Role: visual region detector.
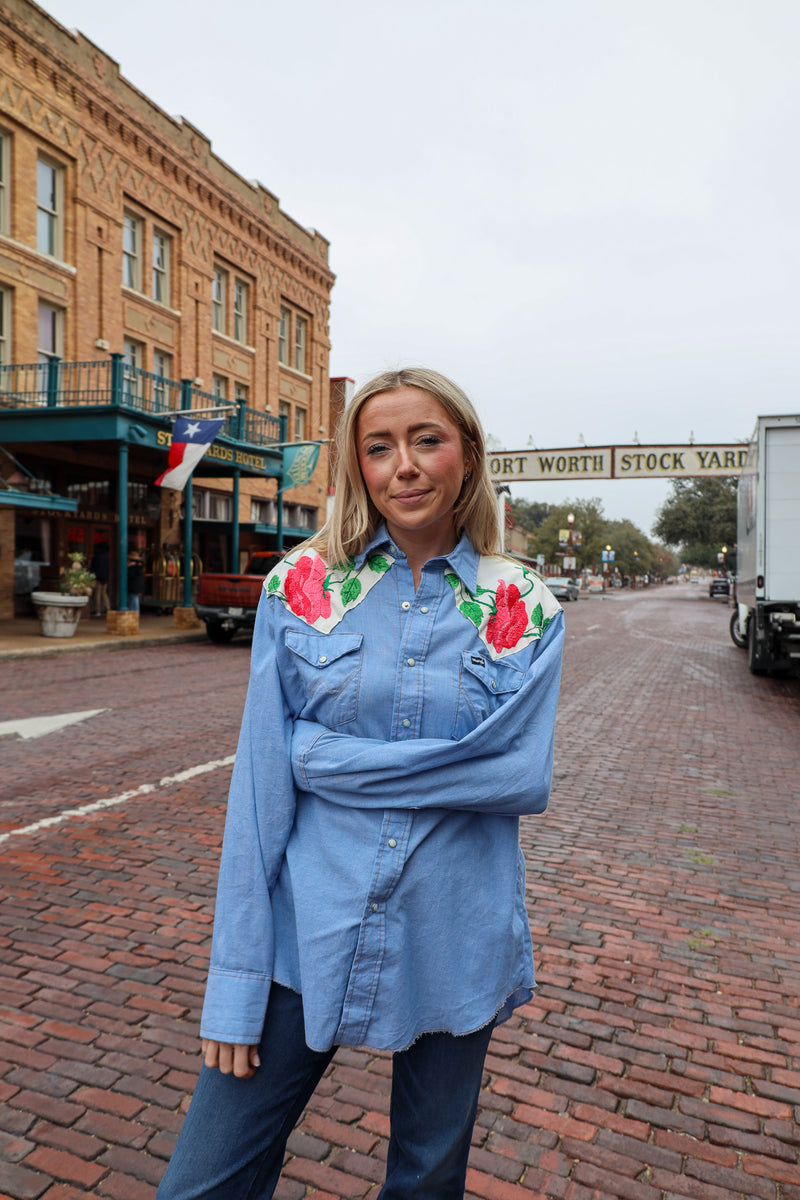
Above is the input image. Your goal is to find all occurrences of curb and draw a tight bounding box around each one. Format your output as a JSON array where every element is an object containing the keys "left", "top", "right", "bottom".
[{"left": 0, "top": 630, "right": 208, "bottom": 661}]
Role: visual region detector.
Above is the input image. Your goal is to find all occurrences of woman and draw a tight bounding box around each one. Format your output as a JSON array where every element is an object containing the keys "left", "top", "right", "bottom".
[{"left": 158, "top": 367, "right": 563, "bottom": 1200}]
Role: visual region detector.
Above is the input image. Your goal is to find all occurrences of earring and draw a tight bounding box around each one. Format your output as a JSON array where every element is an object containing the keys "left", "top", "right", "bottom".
[{"left": 463, "top": 471, "right": 471, "bottom": 482}]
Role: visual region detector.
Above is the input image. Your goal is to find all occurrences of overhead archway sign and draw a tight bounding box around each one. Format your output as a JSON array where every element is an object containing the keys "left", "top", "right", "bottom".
[{"left": 489, "top": 443, "right": 748, "bottom": 484}]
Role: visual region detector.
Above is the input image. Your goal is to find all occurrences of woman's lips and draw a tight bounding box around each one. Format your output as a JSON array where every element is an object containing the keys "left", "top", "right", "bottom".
[{"left": 393, "top": 490, "right": 430, "bottom": 504}]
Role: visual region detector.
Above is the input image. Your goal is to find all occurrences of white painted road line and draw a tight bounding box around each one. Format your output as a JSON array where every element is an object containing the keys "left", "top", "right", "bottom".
[
  {"left": 0, "top": 709, "right": 108, "bottom": 740},
  {"left": 0, "top": 755, "right": 236, "bottom": 845}
]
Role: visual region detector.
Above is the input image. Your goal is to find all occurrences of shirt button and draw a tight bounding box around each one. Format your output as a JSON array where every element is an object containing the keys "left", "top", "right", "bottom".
[
  {"left": 318, "top": 655, "right": 327, "bottom": 664},
  {"left": 491, "top": 680, "right": 497, "bottom": 689},
  {"left": 420, "top": 606, "right": 429, "bottom": 613},
  {"left": 371, "top": 903, "right": 379, "bottom": 912},
  {"left": 401, "top": 601, "right": 410, "bottom": 610},
  {"left": 401, "top": 718, "right": 411, "bottom": 727},
  {"left": 407, "top": 657, "right": 416, "bottom": 666},
  {"left": 388, "top": 838, "right": 397, "bottom": 848}
]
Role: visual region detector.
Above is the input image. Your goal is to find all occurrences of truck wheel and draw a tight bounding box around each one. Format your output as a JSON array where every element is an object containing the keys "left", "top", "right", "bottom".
[
  {"left": 207, "top": 621, "right": 235, "bottom": 644},
  {"left": 729, "top": 610, "right": 747, "bottom": 649}
]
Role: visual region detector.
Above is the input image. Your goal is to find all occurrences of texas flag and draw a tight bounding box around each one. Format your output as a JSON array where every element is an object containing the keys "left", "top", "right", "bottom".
[{"left": 155, "top": 416, "right": 225, "bottom": 491}]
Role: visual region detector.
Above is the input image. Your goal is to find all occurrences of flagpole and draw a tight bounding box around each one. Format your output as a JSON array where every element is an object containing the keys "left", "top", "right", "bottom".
[{"left": 163, "top": 406, "right": 236, "bottom": 420}]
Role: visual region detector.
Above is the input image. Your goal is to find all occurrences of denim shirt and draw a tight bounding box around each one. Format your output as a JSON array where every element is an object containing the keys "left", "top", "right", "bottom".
[{"left": 200, "top": 527, "right": 564, "bottom": 1052}]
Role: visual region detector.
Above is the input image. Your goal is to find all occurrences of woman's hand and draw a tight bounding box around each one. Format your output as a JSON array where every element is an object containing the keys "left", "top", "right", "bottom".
[{"left": 201, "top": 1038, "right": 261, "bottom": 1078}]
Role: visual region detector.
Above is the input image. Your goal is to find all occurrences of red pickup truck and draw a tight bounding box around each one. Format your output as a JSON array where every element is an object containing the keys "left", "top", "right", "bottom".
[{"left": 194, "top": 550, "right": 284, "bottom": 643}]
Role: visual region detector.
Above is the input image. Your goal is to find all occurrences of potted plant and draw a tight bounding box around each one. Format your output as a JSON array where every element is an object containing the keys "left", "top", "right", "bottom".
[{"left": 32, "top": 552, "right": 96, "bottom": 638}]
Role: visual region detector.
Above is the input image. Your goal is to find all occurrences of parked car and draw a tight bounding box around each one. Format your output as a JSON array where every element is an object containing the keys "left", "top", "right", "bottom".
[
  {"left": 709, "top": 576, "right": 731, "bottom": 599},
  {"left": 546, "top": 576, "right": 580, "bottom": 602}
]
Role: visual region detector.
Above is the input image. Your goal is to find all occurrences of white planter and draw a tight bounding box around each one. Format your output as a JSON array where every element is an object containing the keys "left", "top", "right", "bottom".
[{"left": 31, "top": 591, "right": 90, "bottom": 638}]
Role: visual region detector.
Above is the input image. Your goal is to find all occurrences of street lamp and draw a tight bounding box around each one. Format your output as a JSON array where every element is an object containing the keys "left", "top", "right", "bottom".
[
  {"left": 633, "top": 549, "right": 638, "bottom": 590},
  {"left": 567, "top": 512, "right": 574, "bottom": 579},
  {"left": 605, "top": 544, "right": 612, "bottom": 591}
]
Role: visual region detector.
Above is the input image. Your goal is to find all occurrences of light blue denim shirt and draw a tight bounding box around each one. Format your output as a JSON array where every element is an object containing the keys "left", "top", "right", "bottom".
[{"left": 200, "top": 527, "right": 564, "bottom": 1052}]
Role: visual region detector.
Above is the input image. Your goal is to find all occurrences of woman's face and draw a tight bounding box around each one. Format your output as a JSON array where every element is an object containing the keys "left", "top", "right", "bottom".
[{"left": 356, "top": 387, "right": 469, "bottom": 557}]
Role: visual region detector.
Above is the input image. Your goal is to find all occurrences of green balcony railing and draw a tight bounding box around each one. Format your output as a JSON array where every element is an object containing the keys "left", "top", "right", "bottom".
[{"left": 0, "top": 355, "right": 284, "bottom": 448}]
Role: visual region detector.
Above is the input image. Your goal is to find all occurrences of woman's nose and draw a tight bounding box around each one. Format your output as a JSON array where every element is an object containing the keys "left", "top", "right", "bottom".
[{"left": 395, "top": 446, "right": 419, "bottom": 475}]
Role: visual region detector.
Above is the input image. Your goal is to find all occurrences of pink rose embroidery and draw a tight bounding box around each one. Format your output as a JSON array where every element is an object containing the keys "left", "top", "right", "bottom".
[
  {"left": 486, "top": 580, "right": 528, "bottom": 652},
  {"left": 284, "top": 555, "right": 331, "bottom": 623}
]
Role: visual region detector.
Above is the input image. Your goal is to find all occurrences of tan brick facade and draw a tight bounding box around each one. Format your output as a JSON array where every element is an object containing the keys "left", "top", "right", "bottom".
[{"left": 0, "top": 0, "right": 335, "bottom": 605}]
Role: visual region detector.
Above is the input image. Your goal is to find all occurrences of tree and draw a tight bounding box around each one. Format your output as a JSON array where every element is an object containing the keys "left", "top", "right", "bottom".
[
  {"left": 507, "top": 499, "right": 550, "bottom": 532},
  {"left": 652, "top": 478, "right": 737, "bottom": 565},
  {"left": 534, "top": 499, "right": 607, "bottom": 571}
]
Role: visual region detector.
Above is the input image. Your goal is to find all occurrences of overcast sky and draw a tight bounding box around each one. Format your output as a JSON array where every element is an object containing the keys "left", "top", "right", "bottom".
[{"left": 41, "top": 0, "right": 800, "bottom": 534}]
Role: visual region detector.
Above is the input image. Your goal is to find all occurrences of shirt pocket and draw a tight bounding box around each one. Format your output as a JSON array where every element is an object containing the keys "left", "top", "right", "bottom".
[
  {"left": 285, "top": 631, "right": 363, "bottom": 727},
  {"left": 452, "top": 650, "right": 525, "bottom": 739}
]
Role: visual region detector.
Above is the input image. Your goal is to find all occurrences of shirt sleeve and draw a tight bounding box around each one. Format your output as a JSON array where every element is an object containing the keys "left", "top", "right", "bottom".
[
  {"left": 292, "top": 612, "right": 563, "bottom": 817},
  {"left": 200, "top": 592, "right": 296, "bottom": 1044}
]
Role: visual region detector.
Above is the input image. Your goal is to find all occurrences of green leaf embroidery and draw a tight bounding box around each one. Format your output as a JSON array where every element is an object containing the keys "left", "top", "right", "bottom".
[
  {"left": 475, "top": 584, "right": 494, "bottom": 596},
  {"left": 531, "top": 601, "right": 543, "bottom": 627},
  {"left": 444, "top": 573, "right": 459, "bottom": 590},
  {"left": 368, "top": 555, "right": 391, "bottom": 574},
  {"left": 341, "top": 578, "right": 362, "bottom": 606},
  {"left": 459, "top": 601, "right": 483, "bottom": 628},
  {"left": 267, "top": 575, "right": 280, "bottom": 593}
]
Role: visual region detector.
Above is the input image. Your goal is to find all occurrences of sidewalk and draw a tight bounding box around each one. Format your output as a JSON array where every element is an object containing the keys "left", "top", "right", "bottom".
[{"left": 0, "top": 611, "right": 207, "bottom": 659}]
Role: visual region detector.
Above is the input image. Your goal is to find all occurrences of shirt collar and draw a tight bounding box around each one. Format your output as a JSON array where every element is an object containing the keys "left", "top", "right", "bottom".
[{"left": 354, "top": 525, "right": 480, "bottom": 593}]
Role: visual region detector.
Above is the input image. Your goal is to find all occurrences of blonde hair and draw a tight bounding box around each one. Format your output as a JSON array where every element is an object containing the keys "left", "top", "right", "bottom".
[{"left": 306, "top": 367, "right": 501, "bottom": 565}]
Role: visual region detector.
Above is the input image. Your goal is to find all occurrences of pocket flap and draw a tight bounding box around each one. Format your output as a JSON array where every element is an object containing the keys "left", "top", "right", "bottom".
[
  {"left": 286, "top": 631, "right": 363, "bottom": 668},
  {"left": 460, "top": 650, "right": 524, "bottom": 695}
]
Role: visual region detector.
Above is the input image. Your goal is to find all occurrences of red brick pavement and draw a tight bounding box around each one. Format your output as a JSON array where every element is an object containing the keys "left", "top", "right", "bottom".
[{"left": 1, "top": 586, "right": 799, "bottom": 1199}]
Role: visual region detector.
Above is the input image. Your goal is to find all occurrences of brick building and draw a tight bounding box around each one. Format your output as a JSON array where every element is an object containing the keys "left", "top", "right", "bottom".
[{"left": 0, "top": 0, "right": 335, "bottom": 619}]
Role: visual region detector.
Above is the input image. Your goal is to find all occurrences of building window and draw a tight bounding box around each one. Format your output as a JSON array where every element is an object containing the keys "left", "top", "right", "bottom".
[
  {"left": 37, "top": 303, "right": 62, "bottom": 363},
  {"left": 152, "top": 230, "right": 170, "bottom": 304},
  {"left": 278, "top": 301, "right": 311, "bottom": 374},
  {"left": 122, "top": 338, "right": 143, "bottom": 398},
  {"left": 212, "top": 374, "right": 227, "bottom": 401},
  {"left": 279, "top": 399, "right": 291, "bottom": 436},
  {"left": 278, "top": 307, "right": 290, "bottom": 365},
  {"left": 0, "top": 289, "right": 9, "bottom": 365},
  {"left": 234, "top": 382, "right": 248, "bottom": 403},
  {"left": 212, "top": 267, "right": 227, "bottom": 333},
  {"left": 294, "top": 316, "right": 307, "bottom": 373},
  {"left": 294, "top": 406, "right": 306, "bottom": 441},
  {"left": 123, "top": 211, "right": 142, "bottom": 290},
  {"left": 0, "top": 132, "right": 9, "bottom": 235},
  {"left": 37, "top": 157, "right": 63, "bottom": 258},
  {"left": 123, "top": 338, "right": 142, "bottom": 370},
  {"left": 153, "top": 351, "right": 173, "bottom": 407},
  {"left": 250, "top": 498, "right": 278, "bottom": 525},
  {"left": 233, "top": 279, "right": 248, "bottom": 343},
  {"left": 192, "top": 488, "right": 233, "bottom": 521}
]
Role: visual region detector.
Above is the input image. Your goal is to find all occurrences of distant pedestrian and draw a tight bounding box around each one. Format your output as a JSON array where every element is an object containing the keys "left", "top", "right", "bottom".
[
  {"left": 157, "top": 367, "right": 564, "bottom": 1200},
  {"left": 90, "top": 541, "right": 110, "bottom": 617},
  {"left": 127, "top": 552, "right": 144, "bottom": 613}
]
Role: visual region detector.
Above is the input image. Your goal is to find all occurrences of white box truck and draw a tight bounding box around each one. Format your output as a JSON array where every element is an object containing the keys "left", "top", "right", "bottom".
[{"left": 733, "top": 414, "right": 800, "bottom": 673}]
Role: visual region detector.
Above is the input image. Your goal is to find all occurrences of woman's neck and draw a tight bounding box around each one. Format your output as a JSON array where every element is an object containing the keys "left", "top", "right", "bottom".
[{"left": 387, "top": 524, "right": 459, "bottom": 590}]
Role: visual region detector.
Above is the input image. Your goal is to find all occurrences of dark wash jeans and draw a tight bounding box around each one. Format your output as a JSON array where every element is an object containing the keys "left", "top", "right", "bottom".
[{"left": 157, "top": 984, "right": 494, "bottom": 1200}]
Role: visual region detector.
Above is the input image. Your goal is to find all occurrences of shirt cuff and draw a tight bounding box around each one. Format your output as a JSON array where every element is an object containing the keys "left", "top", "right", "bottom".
[
  {"left": 200, "top": 968, "right": 273, "bottom": 1044},
  {"left": 291, "top": 718, "right": 332, "bottom": 791}
]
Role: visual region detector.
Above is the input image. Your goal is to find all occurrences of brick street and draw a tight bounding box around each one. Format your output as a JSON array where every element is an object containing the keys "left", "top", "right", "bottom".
[{"left": 1, "top": 586, "right": 799, "bottom": 1200}]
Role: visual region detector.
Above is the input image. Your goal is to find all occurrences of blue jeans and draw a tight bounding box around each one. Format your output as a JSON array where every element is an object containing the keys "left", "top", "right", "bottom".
[
  {"left": 128, "top": 594, "right": 140, "bottom": 612},
  {"left": 157, "top": 984, "right": 493, "bottom": 1200}
]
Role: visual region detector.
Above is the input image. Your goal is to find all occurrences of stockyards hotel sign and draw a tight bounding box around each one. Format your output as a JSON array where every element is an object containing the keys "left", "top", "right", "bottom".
[{"left": 489, "top": 444, "right": 748, "bottom": 484}]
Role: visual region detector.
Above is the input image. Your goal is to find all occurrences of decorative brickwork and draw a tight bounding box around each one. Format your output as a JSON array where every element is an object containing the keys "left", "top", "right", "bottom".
[
  {"left": 105, "top": 609, "right": 139, "bottom": 636},
  {"left": 173, "top": 606, "right": 203, "bottom": 631}
]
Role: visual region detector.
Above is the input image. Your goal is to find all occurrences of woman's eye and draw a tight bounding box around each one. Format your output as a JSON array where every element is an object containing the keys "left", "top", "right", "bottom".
[
  {"left": 418, "top": 434, "right": 442, "bottom": 447},
  {"left": 365, "top": 443, "right": 388, "bottom": 456}
]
